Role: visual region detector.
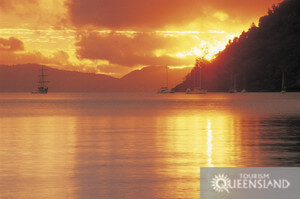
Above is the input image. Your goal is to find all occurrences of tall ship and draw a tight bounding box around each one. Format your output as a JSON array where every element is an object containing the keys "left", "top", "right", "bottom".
[{"left": 32, "top": 66, "right": 49, "bottom": 94}]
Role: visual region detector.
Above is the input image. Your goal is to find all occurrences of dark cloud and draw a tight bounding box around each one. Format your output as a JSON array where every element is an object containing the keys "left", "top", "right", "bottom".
[
  {"left": 0, "top": 37, "right": 24, "bottom": 51},
  {"left": 67, "top": 0, "right": 278, "bottom": 30},
  {"left": 67, "top": 0, "right": 203, "bottom": 29},
  {"left": 75, "top": 32, "right": 195, "bottom": 67}
]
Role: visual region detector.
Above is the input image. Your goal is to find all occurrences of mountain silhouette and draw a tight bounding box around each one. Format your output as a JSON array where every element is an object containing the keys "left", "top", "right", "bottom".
[
  {"left": 174, "top": 0, "right": 300, "bottom": 92},
  {"left": 0, "top": 64, "right": 191, "bottom": 92}
]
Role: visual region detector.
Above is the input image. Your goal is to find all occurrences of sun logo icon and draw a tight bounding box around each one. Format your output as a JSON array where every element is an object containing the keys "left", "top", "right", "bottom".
[{"left": 211, "top": 174, "right": 231, "bottom": 193}]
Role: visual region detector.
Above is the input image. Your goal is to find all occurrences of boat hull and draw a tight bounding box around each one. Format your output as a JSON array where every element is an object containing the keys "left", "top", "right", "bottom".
[
  {"left": 186, "top": 88, "right": 207, "bottom": 94},
  {"left": 32, "top": 87, "right": 48, "bottom": 94},
  {"left": 228, "top": 89, "right": 237, "bottom": 93},
  {"left": 158, "top": 89, "right": 174, "bottom": 94},
  {"left": 157, "top": 86, "right": 174, "bottom": 94}
]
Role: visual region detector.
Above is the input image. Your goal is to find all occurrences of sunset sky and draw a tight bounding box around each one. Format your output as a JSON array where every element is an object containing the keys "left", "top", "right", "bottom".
[{"left": 0, "top": 0, "right": 280, "bottom": 77}]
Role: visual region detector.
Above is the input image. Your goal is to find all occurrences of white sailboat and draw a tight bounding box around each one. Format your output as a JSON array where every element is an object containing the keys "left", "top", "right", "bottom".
[
  {"left": 186, "top": 58, "right": 207, "bottom": 94},
  {"left": 32, "top": 66, "right": 49, "bottom": 94},
  {"left": 186, "top": 87, "right": 207, "bottom": 94},
  {"left": 228, "top": 74, "right": 237, "bottom": 93},
  {"left": 157, "top": 66, "right": 174, "bottom": 93},
  {"left": 241, "top": 76, "right": 247, "bottom": 93},
  {"left": 241, "top": 89, "right": 247, "bottom": 93}
]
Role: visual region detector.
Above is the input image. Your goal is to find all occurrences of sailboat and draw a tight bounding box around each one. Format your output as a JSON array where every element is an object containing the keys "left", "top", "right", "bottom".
[
  {"left": 281, "top": 71, "right": 286, "bottom": 93},
  {"left": 241, "top": 89, "right": 247, "bottom": 93},
  {"left": 186, "top": 58, "right": 207, "bottom": 94},
  {"left": 157, "top": 66, "right": 174, "bottom": 93},
  {"left": 241, "top": 77, "right": 247, "bottom": 93},
  {"left": 32, "top": 66, "right": 49, "bottom": 94},
  {"left": 228, "top": 74, "right": 237, "bottom": 93}
]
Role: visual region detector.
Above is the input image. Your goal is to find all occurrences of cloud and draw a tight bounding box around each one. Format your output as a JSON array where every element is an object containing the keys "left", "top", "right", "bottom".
[
  {"left": 0, "top": 37, "right": 24, "bottom": 51},
  {"left": 75, "top": 31, "right": 201, "bottom": 67},
  {"left": 0, "top": 0, "right": 68, "bottom": 29},
  {"left": 67, "top": 0, "right": 203, "bottom": 30},
  {"left": 213, "top": 11, "right": 229, "bottom": 21},
  {"left": 0, "top": 37, "right": 70, "bottom": 66},
  {"left": 0, "top": 0, "right": 279, "bottom": 77},
  {"left": 0, "top": 0, "right": 37, "bottom": 11},
  {"left": 0, "top": 50, "right": 70, "bottom": 66},
  {"left": 67, "top": 0, "right": 278, "bottom": 30},
  {"left": 53, "top": 50, "right": 70, "bottom": 64}
]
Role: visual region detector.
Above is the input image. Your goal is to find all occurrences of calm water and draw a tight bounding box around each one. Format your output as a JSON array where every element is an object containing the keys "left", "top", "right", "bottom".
[{"left": 0, "top": 92, "right": 300, "bottom": 199}]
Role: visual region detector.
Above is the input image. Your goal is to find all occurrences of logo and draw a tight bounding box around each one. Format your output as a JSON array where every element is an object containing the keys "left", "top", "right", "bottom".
[
  {"left": 211, "top": 174, "right": 231, "bottom": 193},
  {"left": 210, "top": 172, "right": 290, "bottom": 194},
  {"left": 201, "top": 167, "right": 300, "bottom": 199}
]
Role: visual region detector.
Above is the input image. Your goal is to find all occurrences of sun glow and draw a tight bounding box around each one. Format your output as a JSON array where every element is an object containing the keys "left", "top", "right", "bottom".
[
  {"left": 175, "top": 46, "right": 219, "bottom": 61},
  {"left": 174, "top": 32, "right": 238, "bottom": 61},
  {"left": 0, "top": 0, "right": 277, "bottom": 76}
]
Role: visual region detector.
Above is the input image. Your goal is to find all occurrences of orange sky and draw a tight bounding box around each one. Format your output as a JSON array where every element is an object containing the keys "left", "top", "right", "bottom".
[{"left": 0, "top": 0, "right": 281, "bottom": 77}]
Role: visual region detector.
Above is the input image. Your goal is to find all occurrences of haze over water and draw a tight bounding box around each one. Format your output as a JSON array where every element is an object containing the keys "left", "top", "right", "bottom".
[{"left": 0, "top": 92, "right": 300, "bottom": 199}]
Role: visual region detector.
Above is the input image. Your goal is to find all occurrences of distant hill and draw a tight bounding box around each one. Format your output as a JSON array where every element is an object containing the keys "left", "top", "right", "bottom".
[
  {"left": 119, "top": 66, "right": 191, "bottom": 92},
  {"left": 0, "top": 64, "right": 191, "bottom": 92},
  {"left": 0, "top": 64, "right": 117, "bottom": 92},
  {"left": 174, "top": 0, "right": 300, "bottom": 92}
]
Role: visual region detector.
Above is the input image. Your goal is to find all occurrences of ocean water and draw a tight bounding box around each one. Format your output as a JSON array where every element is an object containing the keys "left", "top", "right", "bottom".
[{"left": 0, "top": 92, "right": 300, "bottom": 199}]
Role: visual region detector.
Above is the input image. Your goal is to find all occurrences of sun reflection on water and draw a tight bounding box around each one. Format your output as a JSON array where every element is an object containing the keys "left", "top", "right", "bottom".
[
  {"left": 207, "top": 120, "right": 213, "bottom": 167},
  {"left": 1, "top": 93, "right": 299, "bottom": 199}
]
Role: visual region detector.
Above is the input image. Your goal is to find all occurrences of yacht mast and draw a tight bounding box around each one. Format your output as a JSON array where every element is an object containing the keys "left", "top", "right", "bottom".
[
  {"left": 166, "top": 66, "right": 168, "bottom": 89},
  {"left": 38, "top": 66, "right": 48, "bottom": 88},
  {"left": 199, "top": 64, "right": 202, "bottom": 89},
  {"left": 282, "top": 71, "right": 285, "bottom": 90},
  {"left": 41, "top": 66, "right": 45, "bottom": 87}
]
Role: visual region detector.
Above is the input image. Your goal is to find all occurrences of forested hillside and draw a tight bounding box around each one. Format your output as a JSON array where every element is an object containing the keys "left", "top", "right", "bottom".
[{"left": 174, "top": 0, "right": 300, "bottom": 92}]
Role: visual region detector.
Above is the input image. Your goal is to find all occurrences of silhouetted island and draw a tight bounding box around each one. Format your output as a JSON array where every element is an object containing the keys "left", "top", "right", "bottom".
[
  {"left": 0, "top": 64, "right": 191, "bottom": 92},
  {"left": 173, "top": 0, "right": 300, "bottom": 92}
]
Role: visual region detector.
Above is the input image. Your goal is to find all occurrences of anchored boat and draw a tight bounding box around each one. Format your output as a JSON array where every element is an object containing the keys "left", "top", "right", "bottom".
[
  {"left": 228, "top": 74, "right": 237, "bottom": 93},
  {"left": 186, "top": 58, "right": 207, "bottom": 94},
  {"left": 158, "top": 66, "right": 174, "bottom": 93},
  {"left": 32, "top": 66, "right": 49, "bottom": 94},
  {"left": 281, "top": 71, "right": 286, "bottom": 93}
]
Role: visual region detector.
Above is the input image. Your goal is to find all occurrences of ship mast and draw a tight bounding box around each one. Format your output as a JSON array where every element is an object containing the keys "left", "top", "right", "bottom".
[
  {"left": 199, "top": 63, "right": 202, "bottom": 90},
  {"left": 41, "top": 66, "right": 44, "bottom": 87},
  {"left": 282, "top": 71, "right": 285, "bottom": 90},
  {"left": 196, "top": 57, "right": 202, "bottom": 89},
  {"left": 38, "top": 66, "right": 48, "bottom": 88},
  {"left": 166, "top": 66, "right": 168, "bottom": 89}
]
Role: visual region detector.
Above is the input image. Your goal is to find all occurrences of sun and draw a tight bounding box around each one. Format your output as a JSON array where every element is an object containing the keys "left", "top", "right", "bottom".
[{"left": 174, "top": 43, "right": 225, "bottom": 61}]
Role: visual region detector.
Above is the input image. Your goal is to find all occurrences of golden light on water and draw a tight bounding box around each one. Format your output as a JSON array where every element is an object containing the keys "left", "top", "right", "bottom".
[
  {"left": 207, "top": 120, "right": 213, "bottom": 167},
  {"left": 0, "top": 98, "right": 247, "bottom": 198},
  {"left": 0, "top": 116, "right": 77, "bottom": 198},
  {"left": 1, "top": 92, "right": 299, "bottom": 199}
]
